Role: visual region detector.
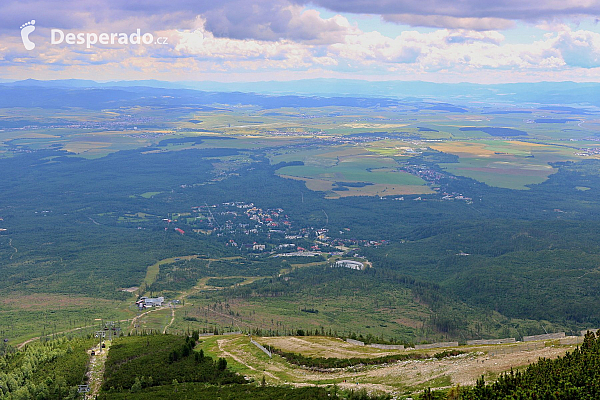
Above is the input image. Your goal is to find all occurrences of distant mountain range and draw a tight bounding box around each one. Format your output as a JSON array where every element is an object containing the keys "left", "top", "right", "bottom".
[{"left": 3, "top": 78, "right": 600, "bottom": 107}]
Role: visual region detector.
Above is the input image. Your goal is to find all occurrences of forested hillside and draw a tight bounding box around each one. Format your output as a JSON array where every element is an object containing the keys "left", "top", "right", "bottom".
[{"left": 0, "top": 337, "right": 94, "bottom": 400}]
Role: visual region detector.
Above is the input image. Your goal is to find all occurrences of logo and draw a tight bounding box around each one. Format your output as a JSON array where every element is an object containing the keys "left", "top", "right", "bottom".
[
  {"left": 20, "top": 20, "right": 36, "bottom": 50},
  {"left": 18, "top": 20, "right": 168, "bottom": 50},
  {"left": 51, "top": 29, "right": 167, "bottom": 49}
]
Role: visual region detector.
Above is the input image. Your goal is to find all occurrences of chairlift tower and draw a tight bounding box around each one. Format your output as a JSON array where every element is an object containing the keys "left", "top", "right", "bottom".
[
  {"left": 103, "top": 320, "right": 121, "bottom": 340},
  {"left": 77, "top": 384, "right": 90, "bottom": 400},
  {"left": 94, "top": 331, "right": 106, "bottom": 352}
]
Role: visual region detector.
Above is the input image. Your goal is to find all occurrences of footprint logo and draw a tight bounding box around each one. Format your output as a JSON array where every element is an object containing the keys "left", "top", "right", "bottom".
[{"left": 20, "top": 20, "right": 36, "bottom": 51}]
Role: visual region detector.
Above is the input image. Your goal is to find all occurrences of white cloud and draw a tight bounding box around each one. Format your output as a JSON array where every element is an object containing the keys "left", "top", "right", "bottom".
[
  {"left": 203, "top": 2, "right": 358, "bottom": 43},
  {"left": 328, "top": 29, "right": 514, "bottom": 70},
  {"left": 383, "top": 14, "right": 515, "bottom": 31},
  {"left": 325, "top": 25, "right": 600, "bottom": 72},
  {"left": 307, "top": 0, "right": 600, "bottom": 27},
  {"left": 173, "top": 21, "right": 339, "bottom": 70},
  {"left": 2, "top": 10, "right": 600, "bottom": 83},
  {"left": 553, "top": 28, "right": 600, "bottom": 68},
  {"left": 328, "top": 31, "right": 422, "bottom": 64}
]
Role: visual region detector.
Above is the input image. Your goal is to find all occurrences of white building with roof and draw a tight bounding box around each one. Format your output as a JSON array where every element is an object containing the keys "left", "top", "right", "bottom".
[{"left": 333, "top": 260, "right": 364, "bottom": 270}]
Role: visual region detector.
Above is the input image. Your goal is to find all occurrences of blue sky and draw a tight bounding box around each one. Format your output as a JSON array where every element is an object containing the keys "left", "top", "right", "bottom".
[{"left": 1, "top": 0, "right": 600, "bottom": 83}]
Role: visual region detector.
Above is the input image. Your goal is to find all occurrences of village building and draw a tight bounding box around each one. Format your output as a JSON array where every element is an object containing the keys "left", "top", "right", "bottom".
[
  {"left": 136, "top": 296, "right": 165, "bottom": 309},
  {"left": 333, "top": 260, "right": 364, "bottom": 270}
]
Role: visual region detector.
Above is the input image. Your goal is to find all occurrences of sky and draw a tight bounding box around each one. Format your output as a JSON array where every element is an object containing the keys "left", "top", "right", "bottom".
[{"left": 1, "top": 0, "right": 600, "bottom": 83}]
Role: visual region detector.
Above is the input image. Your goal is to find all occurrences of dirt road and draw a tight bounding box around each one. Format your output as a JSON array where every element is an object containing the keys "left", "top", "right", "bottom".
[{"left": 215, "top": 335, "right": 579, "bottom": 395}]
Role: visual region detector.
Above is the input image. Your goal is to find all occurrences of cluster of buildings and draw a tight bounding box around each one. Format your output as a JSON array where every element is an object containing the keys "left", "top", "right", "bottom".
[
  {"left": 189, "top": 202, "right": 293, "bottom": 234},
  {"left": 401, "top": 164, "right": 446, "bottom": 184},
  {"left": 274, "top": 251, "right": 321, "bottom": 257},
  {"left": 135, "top": 296, "right": 164, "bottom": 310},
  {"left": 164, "top": 201, "right": 389, "bottom": 256},
  {"left": 328, "top": 237, "right": 389, "bottom": 248},
  {"left": 124, "top": 131, "right": 170, "bottom": 139},
  {"left": 188, "top": 202, "right": 297, "bottom": 251},
  {"left": 441, "top": 193, "right": 473, "bottom": 204},
  {"left": 575, "top": 147, "right": 600, "bottom": 157},
  {"left": 244, "top": 205, "right": 291, "bottom": 229},
  {"left": 263, "top": 130, "right": 322, "bottom": 136}
]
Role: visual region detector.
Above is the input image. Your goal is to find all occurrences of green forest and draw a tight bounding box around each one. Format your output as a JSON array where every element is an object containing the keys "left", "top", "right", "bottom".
[
  {"left": 0, "top": 337, "right": 94, "bottom": 400},
  {"left": 5, "top": 331, "right": 600, "bottom": 399},
  {"left": 2, "top": 99, "right": 600, "bottom": 398},
  {"left": 98, "top": 333, "right": 392, "bottom": 399},
  {"left": 2, "top": 144, "right": 600, "bottom": 341},
  {"left": 0, "top": 333, "right": 392, "bottom": 399}
]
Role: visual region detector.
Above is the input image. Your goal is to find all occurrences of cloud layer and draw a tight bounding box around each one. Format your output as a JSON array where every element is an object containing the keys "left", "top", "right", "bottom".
[
  {"left": 2, "top": 0, "right": 600, "bottom": 35},
  {"left": 302, "top": 0, "right": 600, "bottom": 21},
  {"left": 1, "top": 0, "right": 600, "bottom": 82}
]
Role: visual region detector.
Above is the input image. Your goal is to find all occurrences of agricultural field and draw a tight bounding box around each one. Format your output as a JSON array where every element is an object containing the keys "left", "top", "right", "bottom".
[
  {"left": 2, "top": 92, "right": 599, "bottom": 193},
  {"left": 2, "top": 83, "right": 600, "bottom": 353},
  {"left": 0, "top": 106, "right": 189, "bottom": 158},
  {"left": 428, "top": 140, "right": 588, "bottom": 189},
  {"left": 273, "top": 146, "right": 432, "bottom": 197}
]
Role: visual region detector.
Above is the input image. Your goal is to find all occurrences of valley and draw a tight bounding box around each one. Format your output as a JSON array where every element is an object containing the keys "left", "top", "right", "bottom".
[{"left": 2, "top": 82, "right": 600, "bottom": 399}]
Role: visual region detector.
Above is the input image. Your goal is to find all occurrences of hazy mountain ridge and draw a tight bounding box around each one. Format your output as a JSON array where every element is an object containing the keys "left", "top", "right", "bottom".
[{"left": 4, "top": 79, "right": 600, "bottom": 107}]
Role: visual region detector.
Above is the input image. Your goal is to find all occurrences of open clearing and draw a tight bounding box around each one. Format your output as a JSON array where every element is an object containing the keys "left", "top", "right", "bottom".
[
  {"left": 142, "top": 254, "right": 201, "bottom": 292},
  {"left": 259, "top": 336, "right": 402, "bottom": 358},
  {"left": 280, "top": 175, "right": 433, "bottom": 198},
  {"left": 0, "top": 293, "right": 115, "bottom": 311},
  {"left": 273, "top": 146, "right": 430, "bottom": 196},
  {"left": 429, "top": 140, "right": 584, "bottom": 189},
  {"left": 202, "top": 334, "right": 583, "bottom": 397}
]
